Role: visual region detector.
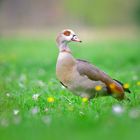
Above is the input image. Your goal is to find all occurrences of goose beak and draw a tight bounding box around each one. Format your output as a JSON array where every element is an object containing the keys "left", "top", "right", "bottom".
[{"left": 71, "top": 35, "right": 82, "bottom": 42}]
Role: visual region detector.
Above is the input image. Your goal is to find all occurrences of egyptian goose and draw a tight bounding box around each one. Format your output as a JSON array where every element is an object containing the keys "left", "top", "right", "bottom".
[{"left": 56, "top": 29, "right": 130, "bottom": 100}]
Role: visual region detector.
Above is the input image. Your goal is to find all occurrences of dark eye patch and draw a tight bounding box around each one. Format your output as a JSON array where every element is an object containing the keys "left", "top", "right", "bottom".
[{"left": 63, "top": 30, "right": 71, "bottom": 36}]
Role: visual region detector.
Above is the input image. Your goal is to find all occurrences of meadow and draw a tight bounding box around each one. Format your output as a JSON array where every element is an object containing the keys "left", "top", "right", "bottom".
[{"left": 0, "top": 37, "right": 140, "bottom": 140}]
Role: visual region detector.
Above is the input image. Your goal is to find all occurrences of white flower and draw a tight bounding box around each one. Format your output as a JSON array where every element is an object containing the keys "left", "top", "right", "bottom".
[
  {"left": 61, "top": 85, "right": 65, "bottom": 89},
  {"left": 13, "top": 116, "right": 21, "bottom": 125},
  {"left": 129, "top": 108, "right": 140, "bottom": 119},
  {"left": 44, "top": 108, "right": 49, "bottom": 112},
  {"left": 19, "top": 74, "right": 27, "bottom": 82},
  {"left": 6, "top": 93, "right": 10, "bottom": 97},
  {"left": 79, "top": 111, "right": 84, "bottom": 116},
  {"left": 112, "top": 104, "right": 124, "bottom": 114},
  {"left": 0, "top": 118, "right": 9, "bottom": 127},
  {"left": 13, "top": 109, "right": 19, "bottom": 115},
  {"left": 37, "top": 80, "right": 45, "bottom": 87},
  {"left": 18, "top": 82, "right": 25, "bottom": 88},
  {"left": 18, "top": 74, "right": 27, "bottom": 88},
  {"left": 42, "top": 116, "right": 51, "bottom": 125},
  {"left": 32, "top": 94, "right": 40, "bottom": 101},
  {"left": 132, "top": 75, "right": 138, "bottom": 81},
  {"left": 31, "top": 107, "right": 40, "bottom": 115}
]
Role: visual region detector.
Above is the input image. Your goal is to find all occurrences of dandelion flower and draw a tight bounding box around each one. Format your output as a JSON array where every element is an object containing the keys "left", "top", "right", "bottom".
[
  {"left": 82, "top": 97, "right": 88, "bottom": 103},
  {"left": 47, "top": 97, "right": 55, "bottom": 103},
  {"left": 123, "top": 83, "right": 130, "bottom": 89},
  {"left": 95, "top": 85, "right": 102, "bottom": 91},
  {"left": 136, "top": 81, "right": 140, "bottom": 86}
]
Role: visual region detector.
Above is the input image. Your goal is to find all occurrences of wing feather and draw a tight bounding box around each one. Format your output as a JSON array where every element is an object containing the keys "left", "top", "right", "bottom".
[
  {"left": 76, "top": 59, "right": 124, "bottom": 95},
  {"left": 76, "top": 59, "right": 113, "bottom": 85}
]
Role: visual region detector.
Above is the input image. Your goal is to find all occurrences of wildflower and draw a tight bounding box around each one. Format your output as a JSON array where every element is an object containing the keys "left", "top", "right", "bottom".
[
  {"left": 37, "top": 80, "right": 45, "bottom": 87},
  {"left": 18, "top": 82, "right": 24, "bottom": 88},
  {"left": 82, "top": 97, "right": 88, "bottom": 103},
  {"left": 44, "top": 108, "right": 49, "bottom": 112},
  {"left": 129, "top": 108, "right": 140, "bottom": 119},
  {"left": 47, "top": 97, "right": 55, "bottom": 103},
  {"left": 32, "top": 94, "right": 40, "bottom": 101},
  {"left": 61, "top": 85, "right": 65, "bottom": 89},
  {"left": 123, "top": 83, "right": 130, "bottom": 89},
  {"left": 79, "top": 111, "right": 85, "bottom": 116},
  {"left": 13, "top": 109, "right": 19, "bottom": 115},
  {"left": 13, "top": 116, "right": 21, "bottom": 125},
  {"left": 6, "top": 93, "right": 10, "bottom": 97},
  {"left": 31, "top": 106, "right": 40, "bottom": 115},
  {"left": 19, "top": 74, "right": 27, "bottom": 82},
  {"left": 18, "top": 74, "right": 26, "bottom": 88},
  {"left": 132, "top": 75, "right": 138, "bottom": 81},
  {"left": 95, "top": 85, "right": 102, "bottom": 91},
  {"left": 42, "top": 116, "right": 51, "bottom": 125},
  {"left": 112, "top": 104, "right": 124, "bottom": 115},
  {"left": 136, "top": 81, "right": 140, "bottom": 86},
  {"left": 0, "top": 118, "right": 9, "bottom": 127}
]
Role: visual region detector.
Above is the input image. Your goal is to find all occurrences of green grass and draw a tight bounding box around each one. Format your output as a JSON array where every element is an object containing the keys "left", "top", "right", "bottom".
[{"left": 0, "top": 37, "right": 140, "bottom": 140}]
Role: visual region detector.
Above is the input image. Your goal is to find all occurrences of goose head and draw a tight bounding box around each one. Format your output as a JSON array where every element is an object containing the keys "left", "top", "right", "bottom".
[{"left": 56, "top": 29, "right": 82, "bottom": 46}]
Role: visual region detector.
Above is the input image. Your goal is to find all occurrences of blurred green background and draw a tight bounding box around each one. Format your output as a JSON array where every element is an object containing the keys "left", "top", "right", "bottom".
[
  {"left": 0, "top": 0, "right": 140, "bottom": 36},
  {"left": 0, "top": 0, "right": 140, "bottom": 28},
  {"left": 0, "top": 0, "right": 140, "bottom": 140}
]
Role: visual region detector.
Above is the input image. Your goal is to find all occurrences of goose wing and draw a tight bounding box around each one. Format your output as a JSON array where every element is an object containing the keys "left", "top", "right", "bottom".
[{"left": 76, "top": 59, "right": 125, "bottom": 96}]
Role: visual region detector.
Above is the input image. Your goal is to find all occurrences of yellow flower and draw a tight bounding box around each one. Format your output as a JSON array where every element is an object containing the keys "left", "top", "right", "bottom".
[
  {"left": 95, "top": 85, "right": 102, "bottom": 91},
  {"left": 136, "top": 81, "right": 140, "bottom": 86},
  {"left": 47, "top": 97, "right": 55, "bottom": 103},
  {"left": 82, "top": 97, "right": 88, "bottom": 103},
  {"left": 123, "top": 83, "right": 130, "bottom": 89}
]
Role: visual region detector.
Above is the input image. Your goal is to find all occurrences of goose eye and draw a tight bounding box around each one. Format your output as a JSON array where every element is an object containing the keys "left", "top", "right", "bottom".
[{"left": 63, "top": 30, "right": 71, "bottom": 36}]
